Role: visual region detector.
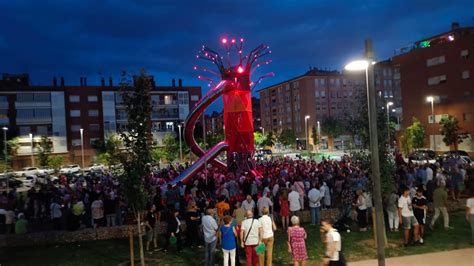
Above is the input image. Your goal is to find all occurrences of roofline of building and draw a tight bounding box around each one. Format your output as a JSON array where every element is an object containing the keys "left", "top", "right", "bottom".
[{"left": 256, "top": 69, "right": 342, "bottom": 92}]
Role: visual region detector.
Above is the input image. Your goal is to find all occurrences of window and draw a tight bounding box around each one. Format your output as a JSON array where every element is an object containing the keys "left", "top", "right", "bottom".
[
  {"left": 426, "top": 55, "right": 445, "bottom": 67},
  {"left": 71, "top": 125, "right": 81, "bottom": 132},
  {"left": 315, "top": 91, "right": 320, "bottom": 98},
  {"left": 164, "top": 95, "right": 173, "bottom": 104},
  {"left": 70, "top": 110, "right": 81, "bottom": 117},
  {"left": 178, "top": 92, "right": 189, "bottom": 104},
  {"left": 35, "top": 109, "right": 50, "bottom": 119},
  {"left": 462, "top": 70, "right": 470, "bottom": 79},
  {"left": 17, "top": 109, "right": 34, "bottom": 119},
  {"left": 71, "top": 139, "right": 81, "bottom": 146},
  {"left": 461, "top": 49, "right": 469, "bottom": 59},
  {"left": 19, "top": 126, "right": 30, "bottom": 136},
  {"left": 16, "top": 93, "right": 34, "bottom": 102},
  {"left": 320, "top": 79, "right": 325, "bottom": 85},
  {"left": 69, "top": 95, "right": 80, "bottom": 102},
  {"left": 321, "top": 91, "right": 326, "bottom": 98},
  {"left": 87, "top": 96, "right": 98, "bottom": 102},
  {"left": 37, "top": 126, "right": 48, "bottom": 135},
  {"left": 89, "top": 124, "right": 100, "bottom": 132},
  {"left": 0, "top": 96, "right": 7, "bottom": 104},
  {"left": 88, "top": 110, "right": 99, "bottom": 117},
  {"left": 285, "top": 85, "right": 290, "bottom": 91},
  {"left": 190, "top": 95, "right": 199, "bottom": 101},
  {"left": 427, "top": 75, "right": 447, "bottom": 86},
  {"left": 464, "top": 113, "right": 472, "bottom": 122},
  {"left": 90, "top": 138, "right": 99, "bottom": 145}
]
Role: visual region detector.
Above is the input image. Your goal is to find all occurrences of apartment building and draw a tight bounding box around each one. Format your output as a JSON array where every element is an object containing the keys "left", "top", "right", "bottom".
[
  {"left": 393, "top": 23, "right": 474, "bottom": 153},
  {"left": 0, "top": 74, "right": 201, "bottom": 168}
]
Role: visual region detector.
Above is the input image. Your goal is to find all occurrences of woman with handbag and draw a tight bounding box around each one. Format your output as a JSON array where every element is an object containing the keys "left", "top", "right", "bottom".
[
  {"left": 218, "top": 215, "right": 238, "bottom": 266},
  {"left": 287, "top": 215, "right": 308, "bottom": 266},
  {"left": 163, "top": 208, "right": 182, "bottom": 253}
]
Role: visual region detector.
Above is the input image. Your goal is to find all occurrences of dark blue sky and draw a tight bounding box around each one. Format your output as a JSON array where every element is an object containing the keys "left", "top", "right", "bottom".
[{"left": 1, "top": 0, "right": 473, "bottom": 111}]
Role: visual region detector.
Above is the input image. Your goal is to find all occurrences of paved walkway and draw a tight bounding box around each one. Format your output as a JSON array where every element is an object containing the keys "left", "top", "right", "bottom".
[{"left": 349, "top": 248, "right": 474, "bottom": 266}]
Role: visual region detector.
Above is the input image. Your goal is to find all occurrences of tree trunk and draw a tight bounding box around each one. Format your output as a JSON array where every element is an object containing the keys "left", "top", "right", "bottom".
[
  {"left": 129, "top": 230, "right": 135, "bottom": 266},
  {"left": 136, "top": 212, "right": 145, "bottom": 266}
]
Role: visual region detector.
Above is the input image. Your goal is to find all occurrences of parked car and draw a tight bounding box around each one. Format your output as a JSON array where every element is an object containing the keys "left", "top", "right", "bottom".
[
  {"left": 59, "top": 164, "right": 81, "bottom": 174},
  {"left": 85, "top": 163, "right": 105, "bottom": 172},
  {"left": 442, "top": 150, "right": 472, "bottom": 164},
  {"left": 41, "top": 168, "right": 56, "bottom": 175},
  {"left": 0, "top": 175, "right": 23, "bottom": 189},
  {"left": 15, "top": 167, "right": 42, "bottom": 177},
  {"left": 406, "top": 149, "right": 437, "bottom": 164}
]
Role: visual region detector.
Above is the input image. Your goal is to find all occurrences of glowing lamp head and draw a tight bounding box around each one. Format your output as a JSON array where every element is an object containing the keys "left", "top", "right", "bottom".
[
  {"left": 231, "top": 39, "right": 236, "bottom": 43},
  {"left": 345, "top": 60, "right": 369, "bottom": 71},
  {"left": 237, "top": 66, "right": 244, "bottom": 73},
  {"left": 448, "top": 35, "right": 455, "bottom": 41},
  {"left": 387, "top": 101, "right": 394, "bottom": 106},
  {"left": 426, "top": 96, "right": 434, "bottom": 103},
  {"left": 221, "top": 38, "right": 228, "bottom": 44}
]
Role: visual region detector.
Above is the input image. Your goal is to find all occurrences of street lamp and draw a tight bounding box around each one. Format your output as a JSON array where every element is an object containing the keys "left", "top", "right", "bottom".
[
  {"left": 80, "top": 128, "right": 85, "bottom": 169},
  {"left": 345, "top": 39, "right": 386, "bottom": 265},
  {"left": 2, "top": 127, "right": 8, "bottom": 193},
  {"left": 178, "top": 124, "right": 183, "bottom": 162},
  {"left": 317, "top": 121, "right": 321, "bottom": 152},
  {"left": 304, "top": 115, "right": 310, "bottom": 153},
  {"left": 426, "top": 96, "right": 436, "bottom": 152},
  {"left": 259, "top": 126, "right": 264, "bottom": 136},
  {"left": 29, "top": 133, "right": 34, "bottom": 167},
  {"left": 386, "top": 102, "right": 394, "bottom": 150}
]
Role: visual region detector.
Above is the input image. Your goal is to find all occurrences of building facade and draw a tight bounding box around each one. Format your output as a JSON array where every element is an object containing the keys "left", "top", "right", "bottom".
[
  {"left": 0, "top": 74, "right": 201, "bottom": 168},
  {"left": 393, "top": 23, "right": 474, "bottom": 153}
]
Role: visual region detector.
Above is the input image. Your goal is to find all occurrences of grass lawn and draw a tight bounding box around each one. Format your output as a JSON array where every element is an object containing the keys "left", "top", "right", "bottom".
[{"left": 2, "top": 211, "right": 472, "bottom": 266}]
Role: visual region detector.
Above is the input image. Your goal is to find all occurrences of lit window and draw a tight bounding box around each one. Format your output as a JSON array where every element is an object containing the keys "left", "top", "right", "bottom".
[
  {"left": 461, "top": 49, "right": 469, "bottom": 59},
  {"left": 71, "top": 139, "right": 81, "bottom": 146},
  {"left": 190, "top": 95, "right": 199, "bottom": 101},
  {"left": 462, "top": 70, "right": 470, "bottom": 79},
  {"left": 426, "top": 56, "right": 446, "bottom": 67}
]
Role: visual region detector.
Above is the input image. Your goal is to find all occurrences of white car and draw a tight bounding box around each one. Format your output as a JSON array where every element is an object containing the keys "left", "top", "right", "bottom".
[
  {"left": 40, "top": 168, "right": 55, "bottom": 175},
  {"left": 86, "top": 164, "right": 105, "bottom": 172},
  {"left": 15, "top": 167, "right": 41, "bottom": 177},
  {"left": 59, "top": 164, "right": 81, "bottom": 174}
]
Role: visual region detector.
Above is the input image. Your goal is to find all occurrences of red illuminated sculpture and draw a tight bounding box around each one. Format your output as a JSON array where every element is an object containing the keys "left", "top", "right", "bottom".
[{"left": 169, "top": 38, "right": 273, "bottom": 185}]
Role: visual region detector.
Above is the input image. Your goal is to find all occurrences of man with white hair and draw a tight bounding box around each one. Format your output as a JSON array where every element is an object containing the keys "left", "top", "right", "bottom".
[{"left": 257, "top": 191, "right": 273, "bottom": 217}]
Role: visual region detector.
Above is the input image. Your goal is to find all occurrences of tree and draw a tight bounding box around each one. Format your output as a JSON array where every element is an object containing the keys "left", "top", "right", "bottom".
[
  {"left": 408, "top": 118, "right": 425, "bottom": 150},
  {"left": 6, "top": 137, "right": 20, "bottom": 159},
  {"left": 162, "top": 132, "right": 178, "bottom": 162},
  {"left": 277, "top": 129, "right": 296, "bottom": 148},
  {"left": 439, "top": 115, "right": 468, "bottom": 150},
  {"left": 311, "top": 126, "right": 319, "bottom": 150},
  {"left": 118, "top": 69, "right": 153, "bottom": 266},
  {"left": 254, "top": 132, "right": 264, "bottom": 148},
  {"left": 321, "top": 116, "right": 345, "bottom": 150},
  {"left": 48, "top": 155, "right": 64, "bottom": 170},
  {"left": 37, "top": 136, "right": 52, "bottom": 168},
  {"left": 262, "top": 131, "right": 276, "bottom": 147}
]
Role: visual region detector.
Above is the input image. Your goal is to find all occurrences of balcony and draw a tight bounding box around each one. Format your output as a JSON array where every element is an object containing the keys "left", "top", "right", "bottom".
[
  {"left": 16, "top": 117, "right": 52, "bottom": 125},
  {"left": 15, "top": 101, "right": 51, "bottom": 108},
  {"left": 151, "top": 112, "right": 179, "bottom": 119},
  {"left": 152, "top": 100, "right": 178, "bottom": 107}
]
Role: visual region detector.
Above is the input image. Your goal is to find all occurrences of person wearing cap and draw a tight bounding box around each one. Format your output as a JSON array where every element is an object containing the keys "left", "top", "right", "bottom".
[{"left": 430, "top": 181, "right": 452, "bottom": 230}]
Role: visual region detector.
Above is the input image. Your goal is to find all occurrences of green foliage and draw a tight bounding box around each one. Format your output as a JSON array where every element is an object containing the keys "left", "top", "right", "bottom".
[
  {"left": 162, "top": 132, "right": 178, "bottom": 162},
  {"left": 409, "top": 117, "right": 426, "bottom": 150},
  {"left": 311, "top": 126, "right": 319, "bottom": 147},
  {"left": 262, "top": 131, "right": 276, "bottom": 147},
  {"left": 207, "top": 132, "right": 225, "bottom": 147},
  {"left": 254, "top": 132, "right": 264, "bottom": 148},
  {"left": 321, "top": 116, "right": 345, "bottom": 139},
  {"left": 277, "top": 129, "right": 296, "bottom": 148},
  {"left": 118, "top": 69, "right": 153, "bottom": 213},
  {"left": 37, "top": 136, "right": 52, "bottom": 168},
  {"left": 7, "top": 137, "right": 20, "bottom": 158},
  {"left": 47, "top": 155, "right": 64, "bottom": 170},
  {"left": 439, "top": 115, "right": 468, "bottom": 150}
]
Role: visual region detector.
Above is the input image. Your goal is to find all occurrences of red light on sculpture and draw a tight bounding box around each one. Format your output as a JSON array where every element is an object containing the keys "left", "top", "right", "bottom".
[
  {"left": 231, "top": 39, "right": 236, "bottom": 43},
  {"left": 237, "top": 66, "right": 244, "bottom": 73},
  {"left": 222, "top": 38, "right": 228, "bottom": 44}
]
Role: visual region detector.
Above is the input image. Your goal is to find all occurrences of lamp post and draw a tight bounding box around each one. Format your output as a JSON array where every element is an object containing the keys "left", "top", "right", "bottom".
[
  {"left": 80, "top": 128, "right": 85, "bottom": 169},
  {"left": 386, "top": 102, "right": 393, "bottom": 150},
  {"left": 2, "top": 127, "right": 8, "bottom": 193},
  {"left": 317, "top": 121, "right": 321, "bottom": 152},
  {"left": 426, "top": 96, "right": 435, "bottom": 152},
  {"left": 345, "top": 39, "right": 386, "bottom": 265},
  {"left": 259, "top": 126, "right": 264, "bottom": 136},
  {"left": 29, "top": 133, "right": 34, "bottom": 167},
  {"left": 304, "top": 115, "right": 310, "bottom": 154},
  {"left": 178, "top": 124, "right": 183, "bottom": 162}
]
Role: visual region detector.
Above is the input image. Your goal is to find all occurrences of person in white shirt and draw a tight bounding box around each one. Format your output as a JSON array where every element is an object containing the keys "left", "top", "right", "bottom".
[
  {"left": 202, "top": 207, "right": 218, "bottom": 266},
  {"left": 354, "top": 189, "right": 368, "bottom": 232},
  {"left": 426, "top": 165, "right": 433, "bottom": 182},
  {"left": 257, "top": 191, "right": 273, "bottom": 217},
  {"left": 240, "top": 210, "right": 262, "bottom": 266},
  {"left": 307, "top": 184, "right": 321, "bottom": 225},
  {"left": 242, "top": 195, "right": 256, "bottom": 212},
  {"left": 398, "top": 187, "right": 421, "bottom": 246},
  {"left": 288, "top": 186, "right": 302, "bottom": 215},
  {"left": 466, "top": 194, "right": 474, "bottom": 244},
  {"left": 294, "top": 178, "right": 306, "bottom": 211},
  {"left": 322, "top": 218, "right": 345, "bottom": 265},
  {"left": 258, "top": 207, "right": 276, "bottom": 266}
]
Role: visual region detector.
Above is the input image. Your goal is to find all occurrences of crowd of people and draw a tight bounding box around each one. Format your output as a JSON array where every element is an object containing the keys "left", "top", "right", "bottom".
[{"left": 1, "top": 152, "right": 474, "bottom": 265}]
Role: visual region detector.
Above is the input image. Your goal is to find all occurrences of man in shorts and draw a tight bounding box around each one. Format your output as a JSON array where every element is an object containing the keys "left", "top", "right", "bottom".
[
  {"left": 145, "top": 204, "right": 159, "bottom": 253},
  {"left": 398, "top": 187, "right": 421, "bottom": 246},
  {"left": 412, "top": 187, "right": 428, "bottom": 243}
]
